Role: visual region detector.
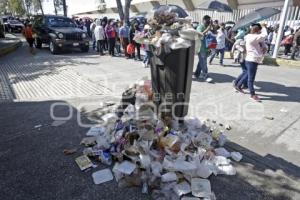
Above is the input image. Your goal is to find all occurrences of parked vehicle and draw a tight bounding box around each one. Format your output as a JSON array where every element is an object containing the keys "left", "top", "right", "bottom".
[
  {"left": 5, "top": 19, "right": 24, "bottom": 33},
  {"left": 32, "top": 15, "right": 89, "bottom": 54}
]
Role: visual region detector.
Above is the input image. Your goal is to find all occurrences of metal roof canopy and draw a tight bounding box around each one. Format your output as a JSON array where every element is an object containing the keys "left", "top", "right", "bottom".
[{"left": 227, "top": 0, "right": 287, "bottom": 9}]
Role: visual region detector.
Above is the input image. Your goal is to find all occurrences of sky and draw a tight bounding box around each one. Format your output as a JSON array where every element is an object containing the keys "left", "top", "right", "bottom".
[{"left": 42, "top": 0, "right": 148, "bottom": 16}]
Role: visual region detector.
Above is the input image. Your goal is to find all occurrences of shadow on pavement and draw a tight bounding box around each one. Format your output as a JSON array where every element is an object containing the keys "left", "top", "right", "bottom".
[
  {"left": 256, "top": 81, "right": 300, "bottom": 103},
  {"left": 0, "top": 100, "right": 299, "bottom": 200}
]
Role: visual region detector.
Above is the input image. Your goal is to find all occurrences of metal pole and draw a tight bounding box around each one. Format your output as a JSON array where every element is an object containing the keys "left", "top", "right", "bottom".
[{"left": 272, "top": 0, "right": 291, "bottom": 58}]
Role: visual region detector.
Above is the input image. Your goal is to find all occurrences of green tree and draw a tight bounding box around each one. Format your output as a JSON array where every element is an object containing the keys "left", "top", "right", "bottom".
[
  {"left": 8, "top": 0, "right": 26, "bottom": 16},
  {"left": 0, "top": 0, "right": 9, "bottom": 15}
]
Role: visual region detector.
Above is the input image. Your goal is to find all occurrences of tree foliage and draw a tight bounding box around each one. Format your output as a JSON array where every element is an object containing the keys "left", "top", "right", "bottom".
[{"left": 7, "top": 0, "right": 26, "bottom": 16}]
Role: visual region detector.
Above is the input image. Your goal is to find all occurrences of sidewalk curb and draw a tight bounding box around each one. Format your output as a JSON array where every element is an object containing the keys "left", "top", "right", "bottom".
[{"left": 0, "top": 40, "right": 22, "bottom": 57}]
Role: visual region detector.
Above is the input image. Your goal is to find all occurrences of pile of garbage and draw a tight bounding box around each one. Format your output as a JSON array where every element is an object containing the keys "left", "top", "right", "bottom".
[{"left": 75, "top": 78, "right": 242, "bottom": 200}]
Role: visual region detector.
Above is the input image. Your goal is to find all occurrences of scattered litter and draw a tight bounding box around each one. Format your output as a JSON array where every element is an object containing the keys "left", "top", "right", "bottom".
[
  {"left": 231, "top": 152, "right": 243, "bottom": 162},
  {"left": 214, "top": 147, "right": 230, "bottom": 158},
  {"left": 114, "top": 161, "right": 136, "bottom": 175},
  {"left": 63, "top": 148, "right": 77, "bottom": 155},
  {"left": 51, "top": 120, "right": 66, "bottom": 127},
  {"left": 80, "top": 137, "right": 97, "bottom": 147},
  {"left": 225, "top": 124, "right": 232, "bottom": 130},
  {"left": 72, "top": 8, "right": 243, "bottom": 197},
  {"left": 92, "top": 168, "right": 114, "bottom": 184},
  {"left": 280, "top": 108, "right": 288, "bottom": 113},
  {"left": 34, "top": 124, "right": 42, "bottom": 129},
  {"left": 264, "top": 116, "right": 274, "bottom": 120},
  {"left": 173, "top": 181, "right": 191, "bottom": 196},
  {"left": 161, "top": 172, "right": 178, "bottom": 182},
  {"left": 191, "top": 178, "right": 211, "bottom": 198},
  {"left": 75, "top": 155, "right": 93, "bottom": 171}
]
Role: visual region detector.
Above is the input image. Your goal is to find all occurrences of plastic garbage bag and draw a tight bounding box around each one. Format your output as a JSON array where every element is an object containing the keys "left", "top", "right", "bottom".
[
  {"left": 170, "top": 37, "right": 191, "bottom": 49},
  {"left": 216, "top": 165, "right": 237, "bottom": 175},
  {"left": 101, "top": 113, "right": 118, "bottom": 123},
  {"left": 231, "top": 152, "right": 243, "bottom": 162},
  {"left": 151, "top": 161, "right": 163, "bottom": 177},
  {"left": 161, "top": 172, "right": 178, "bottom": 182},
  {"left": 213, "top": 156, "right": 231, "bottom": 166},
  {"left": 214, "top": 147, "right": 230, "bottom": 158},
  {"left": 139, "top": 154, "right": 151, "bottom": 169},
  {"left": 191, "top": 178, "right": 211, "bottom": 198},
  {"left": 173, "top": 181, "right": 191, "bottom": 196},
  {"left": 92, "top": 169, "right": 114, "bottom": 184}
]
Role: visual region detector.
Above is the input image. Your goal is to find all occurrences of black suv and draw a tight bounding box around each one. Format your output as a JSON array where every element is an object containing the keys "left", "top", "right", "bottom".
[{"left": 32, "top": 15, "right": 89, "bottom": 54}]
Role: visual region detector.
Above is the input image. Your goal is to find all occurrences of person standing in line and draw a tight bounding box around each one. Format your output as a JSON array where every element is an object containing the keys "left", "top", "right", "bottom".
[
  {"left": 267, "top": 27, "right": 274, "bottom": 54},
  {"left": 94, "top": 19, "right": 105, "bottom": 55},
  {"left": 282, "top": 29, "right": 294, "bottom": 56},
  {"left": 291, "top": 28, "right": 300, "bottom": 60},
  {"left": 22, "top": 22, "right": 35, "bottom": 54},
  {"left": 194, "top": 15, "right": 213, "bottom": 82},
  {"left": 115, "top": 22, "right": 121, "bottom": 56},
  {"left": 234, "top": 23, "right": 267, "bottom": 101},
  {"left": 105, "top": 19, "right": 116, "bottom": 57},
  {"left": 90, "top": 19, "right": 97, "bottom": 51},
  {"left": 142, "top": 24, "right": 151, "bottom": 67},
  {"left": 119, "top": 21, "right": 130, "bottom": 58},
  {"left": 130, "top": 23, "right": 142, "bottom": 60},
  {"left": 209, "top": 23, "right": 226, "bottom": 66}
]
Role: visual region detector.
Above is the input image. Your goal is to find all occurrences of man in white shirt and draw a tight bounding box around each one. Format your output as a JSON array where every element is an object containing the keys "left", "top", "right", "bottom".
[
  {"left": 234, "top": 23, "right": 267, "bottom": 101},
  {"left": 209, "top": 23, "right": 226, "bottom": 66},
  {"left": 94, "top": 19, "right": 106, "bottom": 55}
]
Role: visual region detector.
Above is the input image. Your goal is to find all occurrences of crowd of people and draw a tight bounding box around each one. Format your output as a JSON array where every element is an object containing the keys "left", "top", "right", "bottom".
[{"left": 22, "top": 15, "right": 300, "bottom": 102}]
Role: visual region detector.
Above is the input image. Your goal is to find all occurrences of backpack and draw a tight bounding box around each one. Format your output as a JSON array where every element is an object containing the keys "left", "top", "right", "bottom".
[{"left": 205, "top": 33, "right": 217, "bottom": 49}]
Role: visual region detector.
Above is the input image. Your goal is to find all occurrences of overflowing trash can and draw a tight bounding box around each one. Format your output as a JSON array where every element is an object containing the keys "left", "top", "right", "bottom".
[{"left": 150, "top": 42, "right": 195, "bottom": 119}]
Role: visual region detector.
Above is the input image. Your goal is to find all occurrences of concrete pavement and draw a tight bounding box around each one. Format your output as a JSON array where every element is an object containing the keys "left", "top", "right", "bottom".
[{"left": 0, "top": 41, "right": 300, "bottom": 200}]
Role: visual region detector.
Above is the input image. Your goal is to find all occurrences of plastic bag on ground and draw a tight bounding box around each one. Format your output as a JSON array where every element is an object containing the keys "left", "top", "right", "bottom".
[
  {"left": 112, "top": 163, "right": 124, "bottom": 182},
  {"left": 173, "top": 181, "right": 191, "bottom": 196},
  {"left": 161, "top": 172, "right": 178, "bottom": 182},
  {"left": 216, "top": 165, "right": 237, "bottom": 175},
  {"left": 214, "top": 147, "right": 230, "bottom": 158},
  {"left": 92, "top": 169, "right": 114, "bottom": 184},
  {"left": 191, "top": 178, "right": 211, "bottom": 198},
  {"left": 151, "top": 161, "right": 163, "bottom": 177},
  {"left": 101, "top": 113, "right": 118, "bottom": 123},
  {"left": 231, "top": 152, "right": 243, "bottom": 162}
]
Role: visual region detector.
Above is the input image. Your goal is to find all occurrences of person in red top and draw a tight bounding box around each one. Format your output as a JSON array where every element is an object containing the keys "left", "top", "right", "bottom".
[
  {"left": 22, "top": 22, "right": 35, "bottom": 54},
  {"left": 282, "top": 29, "right": 294, "bottom": 56}
]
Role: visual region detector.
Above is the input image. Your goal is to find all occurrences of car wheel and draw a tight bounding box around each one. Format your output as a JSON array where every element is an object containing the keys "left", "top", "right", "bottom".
[
  {"left": 81, "top": 46, "right": 89, "bottom": 53},
  {"left": 49, "top": 40, "right": 59, "bottom": 54},
  {"left": 35, "top": 38, "right": 42, "bottom": 49}
]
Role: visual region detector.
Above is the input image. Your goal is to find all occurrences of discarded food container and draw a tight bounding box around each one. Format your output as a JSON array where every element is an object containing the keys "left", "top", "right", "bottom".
[
  {"left": 115, "top": 161, "right": 136, "bottom": 175},
  {"left": 75, "top": 155, "right": 93, "bottom": 171},
  {"left": 191, "top": 178, "right": 211, "bottom": 198},
  {"left": 92, "top": 168, "right": 114, "bottom": 184}
]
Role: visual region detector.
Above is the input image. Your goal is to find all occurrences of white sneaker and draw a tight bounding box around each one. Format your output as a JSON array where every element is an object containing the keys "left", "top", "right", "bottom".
[
  {"left": 142, "top": 63, "right": 147, "bottom": 67},
  {"left": 206, "top": 77, "right": 213, "bottom": 83}
]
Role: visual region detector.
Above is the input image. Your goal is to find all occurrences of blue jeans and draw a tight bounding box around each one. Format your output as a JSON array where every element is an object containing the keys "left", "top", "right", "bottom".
[
  {"left": 143, "top": 50, "right": 151, "bottom": 65},
  {"left": 195, "top": 52, "right": 208, "bottom": 78},
  {"left": 209, "top": 48, "right": 225, "bottom": 65},
  {"left": 235, "top": 61, "right": 248, "bottom": 87},
  {"left": 237, "top": 61, "right": 258, "bottom": 96}
]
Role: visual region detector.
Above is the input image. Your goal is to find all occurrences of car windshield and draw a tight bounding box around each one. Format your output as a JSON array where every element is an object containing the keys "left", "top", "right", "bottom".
[{"left": 48, "top": 17, "right": 76, "bottom": 27}]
